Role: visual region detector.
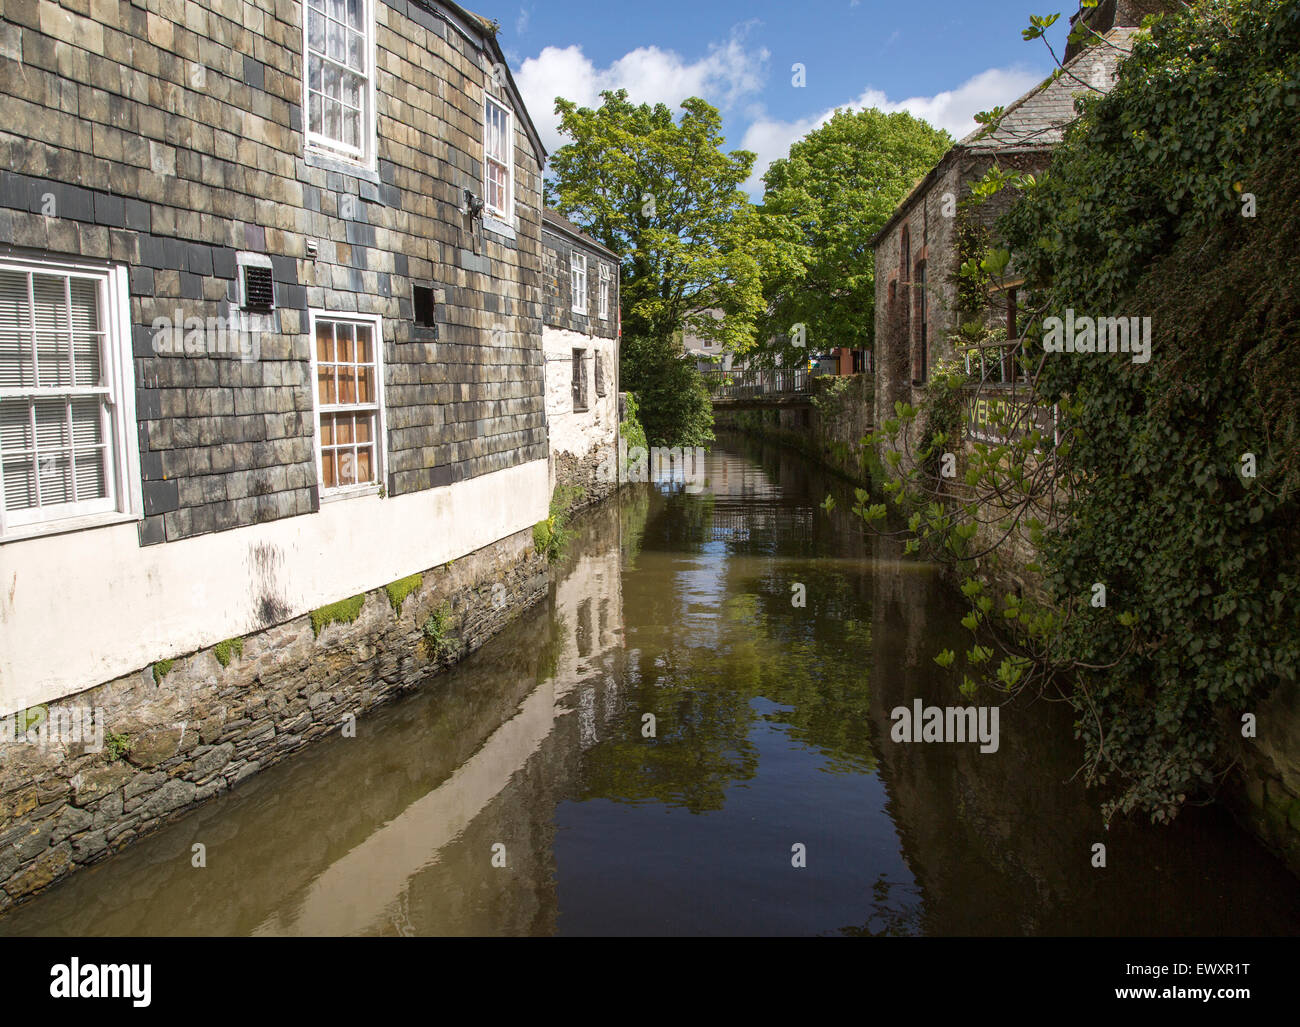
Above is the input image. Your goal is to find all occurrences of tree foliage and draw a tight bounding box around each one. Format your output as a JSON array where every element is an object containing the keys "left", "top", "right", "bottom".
[
  {"left": 757, "top": 109, "right": 953, "bottom": 367},
  {"left": 999, "top": 0, "right": 1300, "bottom": 821},
  {"left": 545, "top": 89, "right": 766, "bottom": 352},
  {"left": 620, "top": 334, "right": 715, "bottom": 448}
]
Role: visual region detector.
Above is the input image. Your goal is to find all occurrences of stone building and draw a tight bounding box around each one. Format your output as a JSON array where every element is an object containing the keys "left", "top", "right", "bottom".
[
  {"left": 871, "top": 15, "right": 1141, "bottom": 455},
  {"left": 539, "top": 208, "right": 620, "bottom": 503},
  {"left": 0, "top": 0, "right": 558, "bottom": 908}
]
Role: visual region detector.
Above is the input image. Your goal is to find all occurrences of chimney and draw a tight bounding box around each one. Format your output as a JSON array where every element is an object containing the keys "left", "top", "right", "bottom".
[{"left": 1063, "top": 1, "right": 1173, "bottom": 61}]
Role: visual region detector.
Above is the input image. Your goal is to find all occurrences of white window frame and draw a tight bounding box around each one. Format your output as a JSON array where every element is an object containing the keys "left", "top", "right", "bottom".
[
  {"left": 571, "top": 251, "right": 588, "bottom": 315},
  {"left": 302, "top": 0, "right": 378, "bottom": 168},
  {"left": 598, "top": 262, "right": 610, "bottom": 320},
  {"left": 571, "top": 347, "right": 588, "bottom": 412},
  {"left": 307, "top": 309, "right": 387, "bottom": 501},
  {"left": 483, "top": 95, "right": 514, "bottom": 221},
  {"left": 0, "top": 253, "right": 141, "bottom": 540}
]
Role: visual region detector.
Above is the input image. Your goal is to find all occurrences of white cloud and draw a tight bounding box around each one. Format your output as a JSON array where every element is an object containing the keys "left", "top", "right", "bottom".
[
  {"left": 516, "top": 27, "right": 770, "bottom": 155},
  {"left": 739, "top": 66, "right": 1043, "bottom": 195},
  {"left": 515, "top": 5, "right": 530, "bottom": 36}
]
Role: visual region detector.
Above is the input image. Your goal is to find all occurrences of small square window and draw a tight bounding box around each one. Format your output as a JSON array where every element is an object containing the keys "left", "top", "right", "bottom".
[{"left": 413, "top": 284, "right": 436, "bottom": 327}]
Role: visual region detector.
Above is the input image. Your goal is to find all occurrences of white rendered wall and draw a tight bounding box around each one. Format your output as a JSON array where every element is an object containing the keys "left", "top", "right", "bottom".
[
  {"left": 0, "top": 458, "right": 549, "bottom": 716},
  {"left": 542, "top": 325, "right": 618, "bottom": 483}
]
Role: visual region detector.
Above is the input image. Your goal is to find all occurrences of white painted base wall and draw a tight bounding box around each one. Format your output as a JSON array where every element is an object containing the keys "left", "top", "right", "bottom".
[
  {"left": 0, "top": 458, "right": 550, "bottom": 716},
  {"left": 543, "top": 326, "right": 618, "bottom": 486}
]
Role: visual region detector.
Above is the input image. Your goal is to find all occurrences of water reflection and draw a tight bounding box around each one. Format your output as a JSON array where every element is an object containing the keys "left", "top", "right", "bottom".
[{"left": 2, "top": 439, "right": 1297, "bottom": 936}]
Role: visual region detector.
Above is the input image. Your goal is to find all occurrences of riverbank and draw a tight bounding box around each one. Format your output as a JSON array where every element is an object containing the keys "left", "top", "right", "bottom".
[{"left": 0, "top": 524, "right": 554, "bottom": 915}]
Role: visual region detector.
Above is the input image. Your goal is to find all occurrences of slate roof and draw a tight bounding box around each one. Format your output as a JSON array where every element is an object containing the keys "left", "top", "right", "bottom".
[
  {"left": 542, "top": 208, "right": 619, "bottom": 259},
  {"left": 870, "top": 28, "right": 1140, "bottom": 246},
  {"left": 959, "top": 27, "right": 1140, "bottom": 151}
]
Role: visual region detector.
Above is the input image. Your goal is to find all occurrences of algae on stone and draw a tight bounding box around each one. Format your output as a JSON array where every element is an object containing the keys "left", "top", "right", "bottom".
[{"left": 310, "top": 595, "right": 366, "bottom": 637}]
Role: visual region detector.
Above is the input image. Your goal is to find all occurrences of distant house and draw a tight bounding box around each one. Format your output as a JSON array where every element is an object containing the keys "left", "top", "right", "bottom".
[
  {"left": 680, "top": 307, "right": 731, "bottom": 372},
  {"left": 826, "top": 347, "right": 871, "bottom": 376},
  {"left": 541, "top": 209, "right": 620, "bottom": 502},
  {"left": 871, "top": 4, "right": 1146, "bottom": 440}
]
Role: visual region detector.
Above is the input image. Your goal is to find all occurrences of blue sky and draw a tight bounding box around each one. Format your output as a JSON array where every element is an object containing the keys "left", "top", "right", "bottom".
[{"left": 501, "top": 1, "right": 1082, "bottom": 196}]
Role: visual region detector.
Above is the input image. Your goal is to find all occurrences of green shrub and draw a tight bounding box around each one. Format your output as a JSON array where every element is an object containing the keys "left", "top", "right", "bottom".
[
  {"left": 104, "top": 731, "right": 132, "bottom": 762},
  {"left": 421, "top": 602, "right": 459, "bottom": 659},
  {"left": 533, "top": 483, "right": 586, "bottom": 562},
  {"left": 620, "top": 334, "right": 714, "bottom": 447},
  {"left": 620, "top": 392, "right": 649, "bottom": 453}
]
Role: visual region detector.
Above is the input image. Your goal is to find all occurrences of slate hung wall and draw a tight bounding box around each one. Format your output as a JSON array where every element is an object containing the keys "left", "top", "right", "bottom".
[
  {"left": 0, "top": 0, "right": 546, "bottom": 546},
  {"left": 0, "top": 0, "right": 556, "bottom": 712}
]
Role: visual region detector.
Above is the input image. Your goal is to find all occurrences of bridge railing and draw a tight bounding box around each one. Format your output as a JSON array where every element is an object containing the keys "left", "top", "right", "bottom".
[{"left": 701, "top": 367, "right": 822, "bottom": 400}]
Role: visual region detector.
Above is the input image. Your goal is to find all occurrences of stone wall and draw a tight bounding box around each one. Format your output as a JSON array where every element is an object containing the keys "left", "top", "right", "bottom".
[
  {"left": 1229, "top": 682, "right": 1300, "bottom": 876},
  {"left": 542, "top": 325, "right": 618, "bottom": 505},
  {"left": 714, "top": 373, "right": 876, "bottom": 484},
  {"left": 0, "top": 524, "right": 548, "bottom": 913}
]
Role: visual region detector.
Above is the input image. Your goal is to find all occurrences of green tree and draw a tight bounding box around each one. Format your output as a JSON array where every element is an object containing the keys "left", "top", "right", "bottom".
[
  {"left": 997, "top": 0, "right": 1300, "bottom": 823},
  {"left": 756, "top": 108, "right": 952, "bottom": 367},
  {"left": 620, "top": 334, "right": 714, "bottom": 448},
  {"left": 545, "top": 89, "right": 766, "bottom": 353}
]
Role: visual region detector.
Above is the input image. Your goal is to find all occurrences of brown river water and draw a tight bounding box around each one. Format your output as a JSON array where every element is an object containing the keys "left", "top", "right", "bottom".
[{"left": 2, "top": 437, "right": 1297, "bottom": 936}]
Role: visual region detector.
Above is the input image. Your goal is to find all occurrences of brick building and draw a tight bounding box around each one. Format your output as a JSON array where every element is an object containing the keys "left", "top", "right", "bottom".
[
  {"left": 0, "top": 0, "right": 551, "bottom": 718},
  {"left": 539, "top": 208, "right": 620, "bottom": 503}
]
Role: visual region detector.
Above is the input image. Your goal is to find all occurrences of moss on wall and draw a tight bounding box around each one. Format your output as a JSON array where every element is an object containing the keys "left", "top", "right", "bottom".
[
  {"left": 384, "top": 574, "right": 424, "bottom": 617},
  {"left": 213, "top": 637, "right": 244, "bottom": 667},
  {"left": 310, "top": 595, "right": 366, "bottom": 638}
]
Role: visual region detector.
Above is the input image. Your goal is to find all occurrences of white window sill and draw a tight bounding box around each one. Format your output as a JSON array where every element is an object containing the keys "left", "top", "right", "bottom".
[
  {"left": 304, "top": 147, "right": 381, "bottom": 184},
  {"left": 482, "top": 215, "right": 516, "bottom": 240},
  {"left": 319, "top": 483, "right": 383, "bottom": 504},
  {"left": 0, "top": 510, "right": 140, "bottom": 545}
]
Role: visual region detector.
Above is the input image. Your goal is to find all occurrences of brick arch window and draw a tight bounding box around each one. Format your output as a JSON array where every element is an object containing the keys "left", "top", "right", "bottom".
[{"left": 900, "top": 227, "right": 911, "bottom": 282}]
